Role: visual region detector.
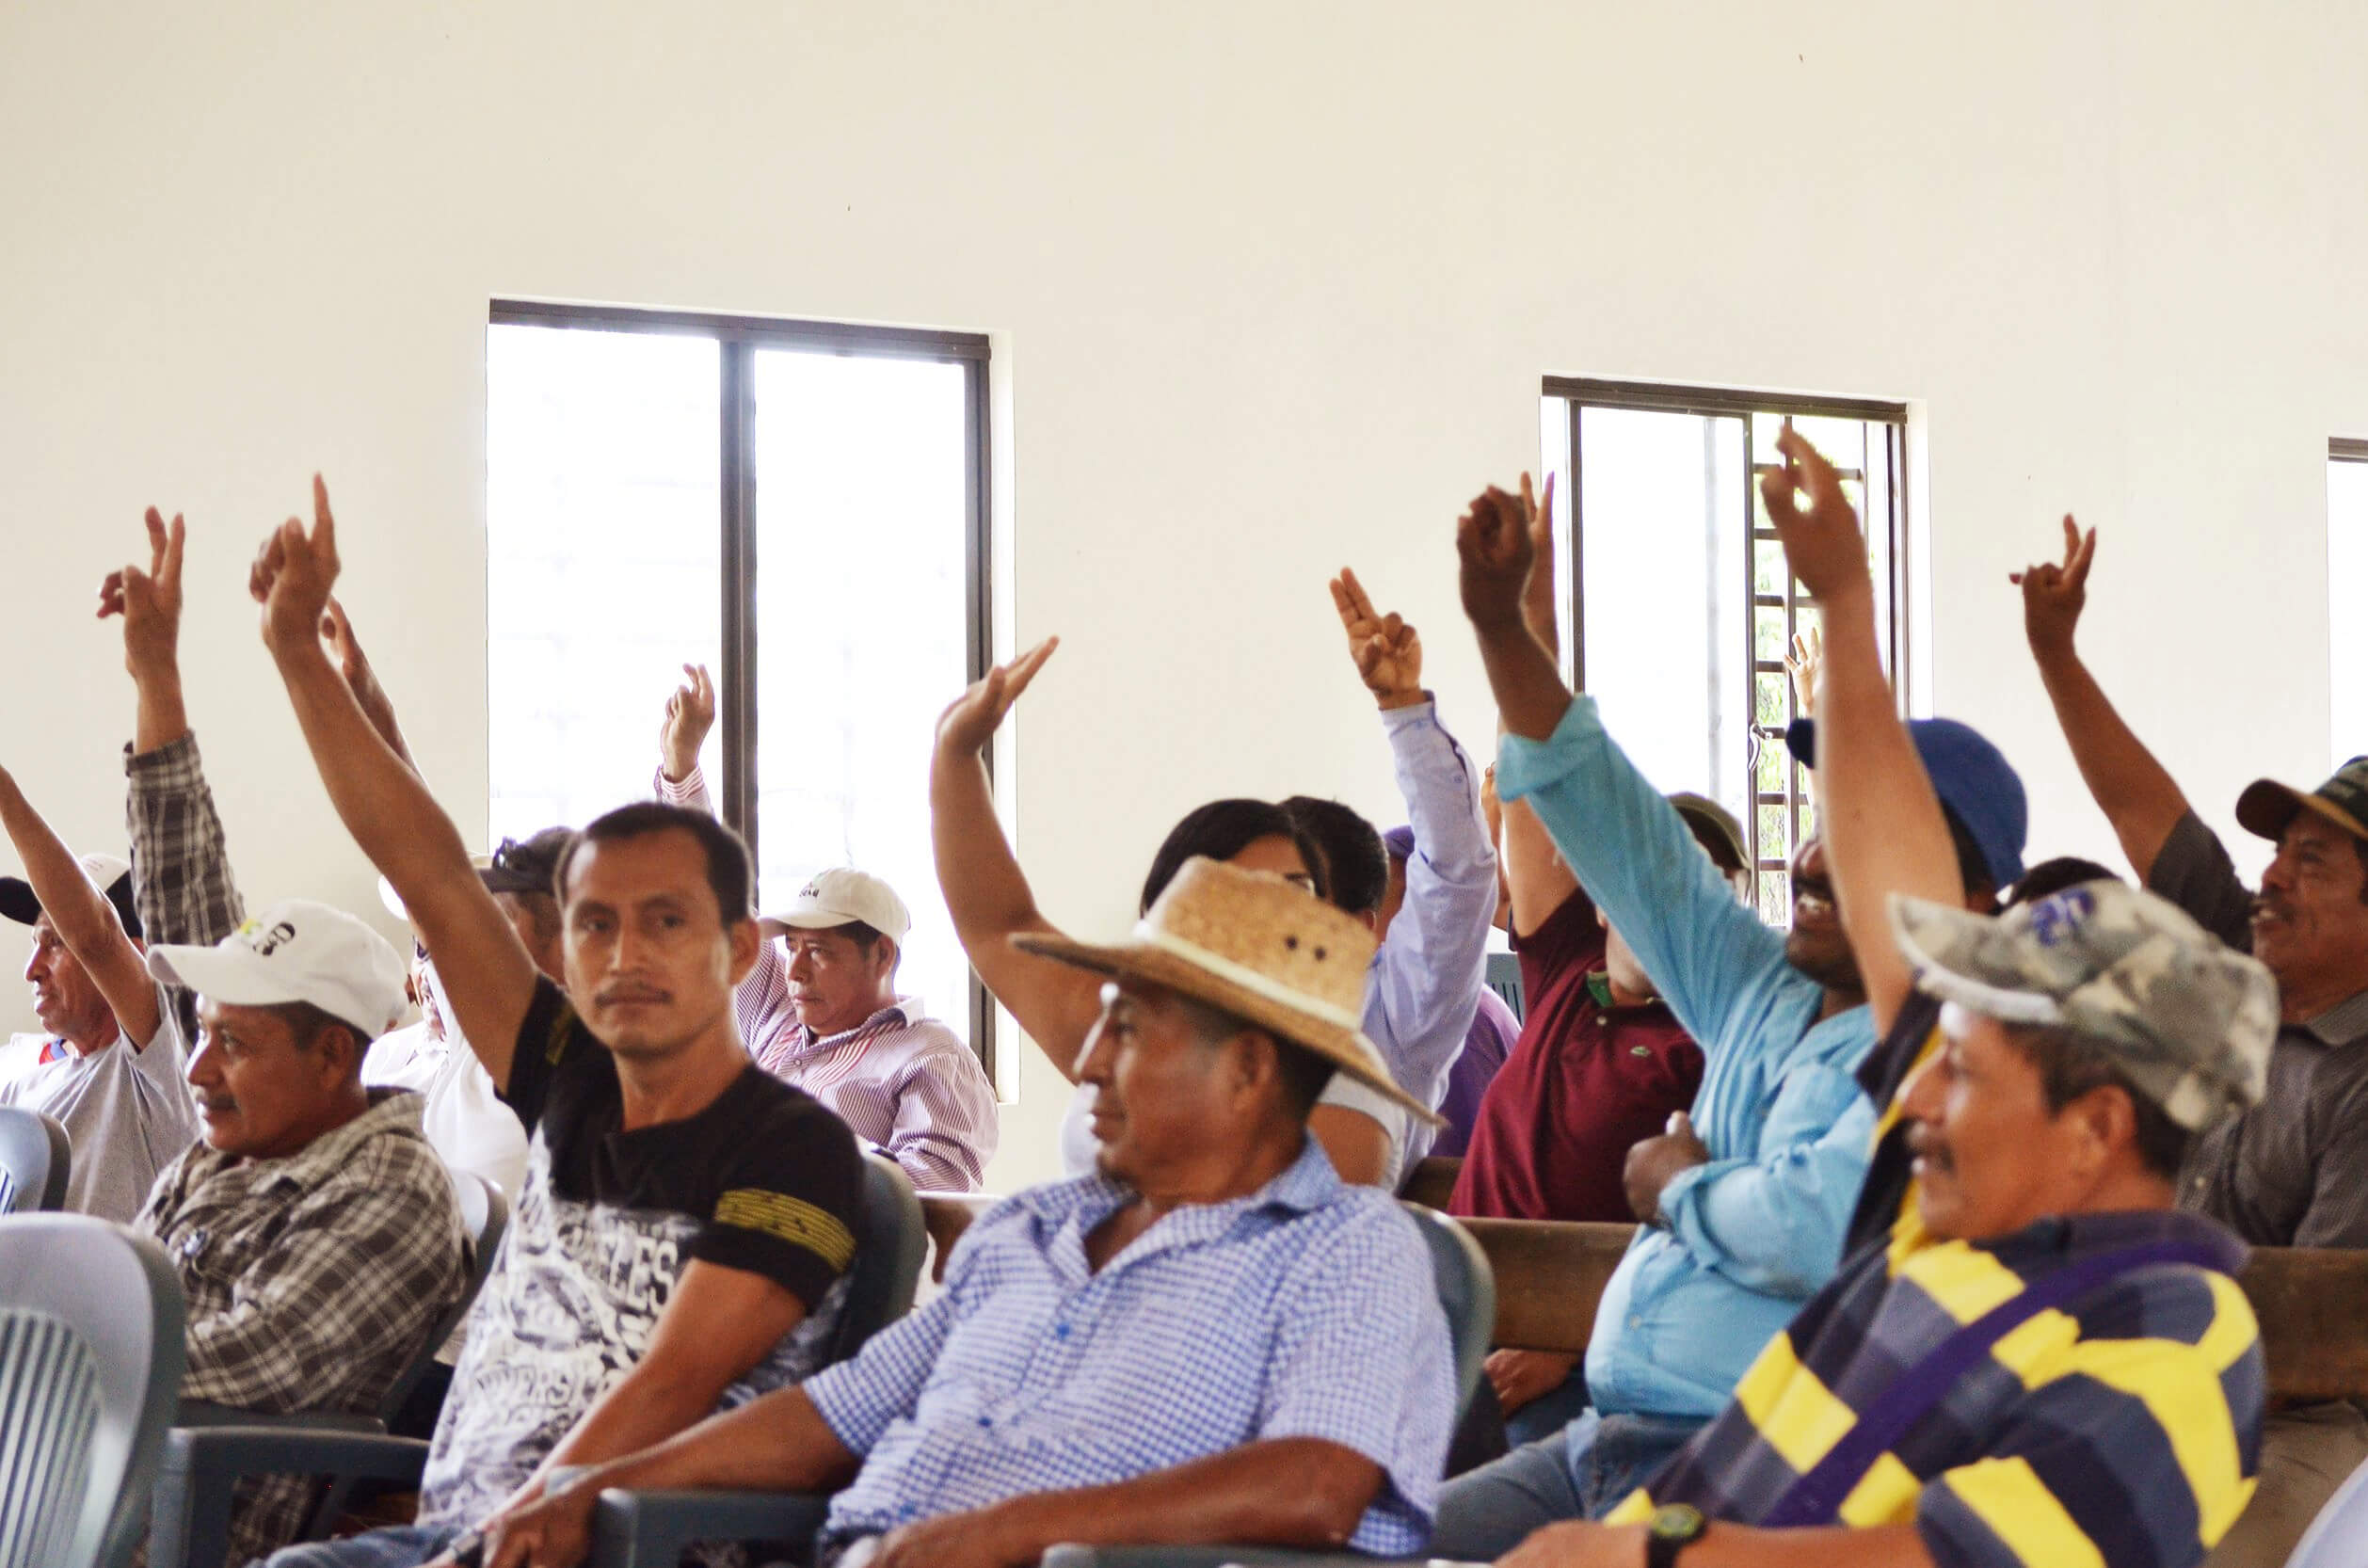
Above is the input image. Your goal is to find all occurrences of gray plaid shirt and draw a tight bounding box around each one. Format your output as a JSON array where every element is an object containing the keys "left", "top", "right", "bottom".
[
  {"left": 2151, "top": 809, "right": 2368, "bottom": 1247},
  {"left": 139, "top": 1088, "right": 468, "bottom": 1566},
  {"left": 124, "top": 734, "right": 470, "bottom": 1563}
]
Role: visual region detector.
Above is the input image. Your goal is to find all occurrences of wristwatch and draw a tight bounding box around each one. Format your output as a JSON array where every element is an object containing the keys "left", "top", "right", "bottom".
[{"left": 1645, "top": 1502, "right": 1708, "bottom": 1567}]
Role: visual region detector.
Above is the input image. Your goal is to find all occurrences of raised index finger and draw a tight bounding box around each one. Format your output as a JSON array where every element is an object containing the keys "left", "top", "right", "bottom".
[
  {"left": 1335, "top": 567, "right": 1378, "bottom": 624},
  {"left": 312, "top": 472, "right": 337, "bottom": 552}
]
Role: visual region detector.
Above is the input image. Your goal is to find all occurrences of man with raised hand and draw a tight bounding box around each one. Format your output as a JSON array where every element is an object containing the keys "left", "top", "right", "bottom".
[
  {"left": 2013, "top": 514, "right": 2368, "bottom": 1566},
  {"left": 1433, "top": 471, "right": 2024, "bottom": 1554},
  {"left": 650, "top": 666, "right": 999, "bottom": 1190},
  {"left": 249, "top": 479, "right": 865, "bottom": 1568},
  {"left": 459, "top": 858, "right": 1453, "bottom": 1568}
]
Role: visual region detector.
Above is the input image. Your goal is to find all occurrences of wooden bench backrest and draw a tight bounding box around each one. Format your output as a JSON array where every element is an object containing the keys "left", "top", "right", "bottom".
[{"left": 920, "top": 1186, "right": 2368, "bottom": 1400}]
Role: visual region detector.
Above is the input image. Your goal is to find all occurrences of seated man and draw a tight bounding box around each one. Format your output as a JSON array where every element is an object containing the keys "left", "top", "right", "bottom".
[
  {"left": 1516, "top": 882, "right": 2273, "bottom": 1568},
  {"left": 253, "top": 479, "right": 866, "bottom": 1568},
  {"left": 472, "top": 858, "right": 1456, "bottom": 1568},
  {"left": 138, "top": 898, "right": 471, "bottom": 1567},
  {"left": 1436, "top": 475, "right": 2031, "bottom": 1550},
  {"left": 651, "top": 671, "right": 997, "bottom": 1190},
  {"left": 0, "top": 811, "right": 196, "bottom": 1221}
]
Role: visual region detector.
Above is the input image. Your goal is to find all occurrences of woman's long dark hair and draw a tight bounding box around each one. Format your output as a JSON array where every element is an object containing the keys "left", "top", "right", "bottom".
[{"left": 1139, "top": 798, "right": 1331, "bottom": 915}]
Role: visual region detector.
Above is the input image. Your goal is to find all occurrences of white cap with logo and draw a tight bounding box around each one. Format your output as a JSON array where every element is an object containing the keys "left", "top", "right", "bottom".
[
  {"left": 764, "top": 869, "right": 911, "bottom": 943},
  {"left": 146, "top": 898, "right": 409, "bottom": 1039}
]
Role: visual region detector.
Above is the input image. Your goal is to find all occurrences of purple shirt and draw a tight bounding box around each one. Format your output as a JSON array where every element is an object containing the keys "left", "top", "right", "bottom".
[{"left": 1429, "top": 985, "right": 1516, "bottom": 1159}]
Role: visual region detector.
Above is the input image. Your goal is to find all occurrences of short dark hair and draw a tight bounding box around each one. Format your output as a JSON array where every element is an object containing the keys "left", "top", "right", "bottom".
[
  {"left": 556, "top": 802, "right": 753, "bottom": 925},
  {"left": 2005, "top": 1023, "right": 2192, "bottom": 1180},
  {"left": 269, "top": 1000, "right": 371, "bottom": 1072},
  {"left": 1142, "top": 799, "right": 1331, "bottom": 916},
  {"left": 1174, "top": 991, "right": 1336, "bottom": 1120},
  {"left": 1280, "top": 797, "right": 1388, "bottom": 917},
  {"left": 2006, "top": 857, "right": 2121, "bottom": 909},
  {"left": 831, "top": 920, "right": 886, "bottom": 955}
]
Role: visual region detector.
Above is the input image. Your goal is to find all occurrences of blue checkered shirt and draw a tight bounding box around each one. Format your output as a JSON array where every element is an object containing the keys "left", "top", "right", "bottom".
[{"left": 803, "top": 1139, "right": 1456, "bottom": 1555}]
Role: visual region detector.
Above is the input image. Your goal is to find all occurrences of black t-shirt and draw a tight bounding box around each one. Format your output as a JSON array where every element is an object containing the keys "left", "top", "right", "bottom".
[
  {"left": 503, "top": 974, "right": 865, "bottom": 1308},
  {"left": 1843, "top": 991, "right": 1944, "bottom": 1259}
]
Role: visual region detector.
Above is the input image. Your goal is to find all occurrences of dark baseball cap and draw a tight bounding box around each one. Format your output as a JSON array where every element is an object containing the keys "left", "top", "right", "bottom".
[
  {"left": 0, "top": 852, "right": 143, "bottom": 940},
  {"left": 1785, "top": 716, "right": 2028, "bottom": 888},
  {"left": 2235, "top": 757, "right": 2368, "bottom": 847}
]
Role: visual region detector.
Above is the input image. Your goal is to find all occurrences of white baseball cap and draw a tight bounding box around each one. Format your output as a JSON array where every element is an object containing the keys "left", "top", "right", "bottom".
[
  {"left": 146, "top": 898, "right": 408, "bottom": 1038},
  {"left": 764, "top": 869, "right": 911, "bottom": 942}
]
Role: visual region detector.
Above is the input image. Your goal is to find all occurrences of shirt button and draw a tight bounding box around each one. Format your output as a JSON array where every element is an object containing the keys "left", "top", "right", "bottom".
[
  {"left": 1054, "top": 1323, "right": 1071, "bottom": 1339},
  {"left": 1629, "top": 1316, "right": 1642, "bottom": 1329},
  {"left": 977, "top": 1415, "right": 992, "bottom": 1428},
  {"left": 1630, "top": 1045, "right": 1651, "bottom": 1058}
]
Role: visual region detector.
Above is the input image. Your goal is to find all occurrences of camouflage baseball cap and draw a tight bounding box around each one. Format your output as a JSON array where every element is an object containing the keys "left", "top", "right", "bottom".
[
  {"left": 2235, "top": 755, "right": 2368, "bottom": 846},
  {"left": 1889, "top": 880, "right": 2276, "bottom": 1130}
]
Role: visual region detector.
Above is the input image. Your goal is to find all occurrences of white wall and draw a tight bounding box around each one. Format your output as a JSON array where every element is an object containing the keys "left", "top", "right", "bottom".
[{"left": 4, "top": 0, "right": 2363, "bottom": 1193}]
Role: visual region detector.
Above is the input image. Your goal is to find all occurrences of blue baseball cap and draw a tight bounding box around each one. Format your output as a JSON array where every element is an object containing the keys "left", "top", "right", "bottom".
[{"left": 1785, "top": 717, "right": 2028, "bottom": 889}]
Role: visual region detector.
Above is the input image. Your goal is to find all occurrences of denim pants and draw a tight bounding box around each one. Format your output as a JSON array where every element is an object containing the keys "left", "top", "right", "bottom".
[
  {"left": 1429, "top": 1408, "right": 1705, "bottom": 1560},
  {"left": 259, "top": 1523, "right": 466, "bottom": 1568},
  {"left": 1500, "top": 1366, "right": 1593, "bottom": 1449}
]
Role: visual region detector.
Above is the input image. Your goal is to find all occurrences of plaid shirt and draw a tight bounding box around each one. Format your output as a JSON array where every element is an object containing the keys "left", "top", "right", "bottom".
[
  {"left": 139, "top": 1088, "right": 469, "bottom": 1567},
  {"left": 125, "top": 733, "right": 248, "bottom": 1039},
  {"left": 802, "top": 1139, "right": 1456, "bottom": 1556}
]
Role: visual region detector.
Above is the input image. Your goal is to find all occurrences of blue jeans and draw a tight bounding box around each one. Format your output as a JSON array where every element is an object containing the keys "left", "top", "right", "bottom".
[
  {"left": 259, "top": 1523, "right": 465, "bottom": 1568},
  {"left": 1429, "top": 1408, "right": 1705, "bottom": 1560},
  {"left": 1500, "top": 1366, "right": 1592, "bottom": 1449}
]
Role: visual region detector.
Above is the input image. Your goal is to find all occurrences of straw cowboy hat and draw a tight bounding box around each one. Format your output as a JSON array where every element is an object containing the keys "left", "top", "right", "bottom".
[{"left": 1014, "top": 856, "right": 1440, "bottom": 1125}]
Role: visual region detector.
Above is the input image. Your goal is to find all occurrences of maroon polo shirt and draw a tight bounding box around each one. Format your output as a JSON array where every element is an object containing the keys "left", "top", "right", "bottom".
[{"left": 1448, "top": 888, "right": 1704, "bottom": 1223}]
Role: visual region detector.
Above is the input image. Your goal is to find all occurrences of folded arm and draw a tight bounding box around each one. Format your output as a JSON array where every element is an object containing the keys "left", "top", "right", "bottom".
[
  {"left": 1655, "top": 1062, "right": 1874, "bottom": 1297},
  {"left": 0, "top": 768, "right": 158, "bottom": 1044},
  {"left": 879, "top": 1048, "right": 1000, "bottom": 1192}
]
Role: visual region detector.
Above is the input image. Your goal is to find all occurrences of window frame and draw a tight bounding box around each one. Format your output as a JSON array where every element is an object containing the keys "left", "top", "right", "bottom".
[
  {"left": 488, "top": 299, "right": 996, "bottom": 1072},
  {"left": 1543, "top": 376, "right": 1912, "bottom": 917}
]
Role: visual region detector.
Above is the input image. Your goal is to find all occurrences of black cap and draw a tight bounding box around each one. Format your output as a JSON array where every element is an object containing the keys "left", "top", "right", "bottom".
[
  {"left": 0, "top": 860, "right": 143, "bottom": 941},
  {"left": 480, "top": 826, "right": 577, "bottom": 898}
]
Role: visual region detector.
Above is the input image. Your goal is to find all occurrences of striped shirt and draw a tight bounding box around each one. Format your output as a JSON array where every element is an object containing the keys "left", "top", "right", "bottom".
[
  {"left": 652, "top": 768, "right": 998, "bottom": 1191},
  {"left": 1606, "top": 1208, "right": 2264, "bottom": 1568},
  {"left": 801, "top": 1139, "right": 1456, "bottom": 1557}
]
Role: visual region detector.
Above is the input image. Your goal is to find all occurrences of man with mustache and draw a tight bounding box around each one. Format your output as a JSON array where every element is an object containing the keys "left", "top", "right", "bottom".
[
  {"left": 1431, "top": 471, "right": 2029, "bottom": 1556},
  {"left": 2014, "top": 517, "right": 2368, "bottom": 1567},
  {"left": 248, "top": 480, "right": 866, "bottom": 1568}
]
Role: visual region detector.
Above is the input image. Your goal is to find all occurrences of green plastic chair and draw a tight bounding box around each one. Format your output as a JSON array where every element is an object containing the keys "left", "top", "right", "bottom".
[
  {"left": 0, "top": 1215, "right": 187, "bottom": 1568},
  {"left": 0, "top": 1106, "right": 72, "bottom": 1214}
]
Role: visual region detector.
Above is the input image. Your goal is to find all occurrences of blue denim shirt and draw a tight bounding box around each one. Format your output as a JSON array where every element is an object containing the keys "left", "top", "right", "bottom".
[{"left": 1497, "top": 697, "right": 1876, "bottom": 1420}]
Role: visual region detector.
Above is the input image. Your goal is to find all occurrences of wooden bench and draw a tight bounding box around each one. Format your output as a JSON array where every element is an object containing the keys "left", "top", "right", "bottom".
[{"left": 920, "top": 1181, "right": 2368, "bottom": 1400}]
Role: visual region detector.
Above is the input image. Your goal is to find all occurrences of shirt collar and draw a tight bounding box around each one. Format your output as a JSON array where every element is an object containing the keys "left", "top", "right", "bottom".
[
  {"left": 788, "top": 998, "right": 916, "bottom": 1052},
  {"left": 1018, "top": 1133, "right": 1345, "bottom": 1234},
  {"left": 2301, "top": 985, "right": 2368, "bottom": 1048},
  {"left": 183, "top": 1086, "right": 427, "bottom": 1190},
  {"left": 1975, "top": 1205, "right": 2248, "bottom": 1276}
]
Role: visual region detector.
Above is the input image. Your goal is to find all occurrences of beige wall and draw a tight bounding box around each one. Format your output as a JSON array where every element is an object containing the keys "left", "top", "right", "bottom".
[{"left": 4, "top": 1, "right": 2362, "bottom": 1192}]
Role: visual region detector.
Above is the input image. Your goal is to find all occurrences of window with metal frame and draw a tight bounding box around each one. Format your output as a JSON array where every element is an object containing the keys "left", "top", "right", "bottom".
[
  {"left": 2330, "top": 438, "right": 2368, "bottom": 769},
  {"left": 1539, "top": 379, "right": 1909, "bottom": 926},
  {"left": 486, "top": 302, "right": 994, "bottom": 1071}
]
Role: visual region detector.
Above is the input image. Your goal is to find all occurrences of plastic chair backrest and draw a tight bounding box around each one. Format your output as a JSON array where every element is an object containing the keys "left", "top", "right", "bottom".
[
  {"left": 2289, "top": 1451, "right": 2368, "bottom": 1568},
  {"left": 0, "top": 1215, "right": 186, "bottom": 1568},
  {"left": 827, "top": 1154, "right": 925, "bottom": 1364},
  {"left": 1483, "top": 952, "right": 1525, "bottom": 1022},
  {"left": 372, "top": 1170, "right": 510, "bottom": 1427},
  {"left": 1399, "top": 1202, "right": 1495, "bottom": 1419},
  {"left": 0, "top": 1107, "right": 71, "bottom": 1214}
]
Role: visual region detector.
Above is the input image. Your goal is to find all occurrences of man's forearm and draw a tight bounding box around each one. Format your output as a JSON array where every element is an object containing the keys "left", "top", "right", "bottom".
[
  {"left": 0, "top": 771, "right": 156, "bottom": 1039},
  {"left": 1473, "top": 618, "right": 1572, "bottom": 743},
  {"left": 974, "top": 1438, "right": 1383, "bottom": 1561},
  {"left": 568, "top": 1385, "right": 856, "bottom": 1498},
  {"left": 2030, "top": 641, "right": 2189, "bottom": 878},
  {"left": 539, "top": 1364, "right": 743, "bottom": 1480},
  {"left": 131, "top": 657, "right": 189, "bottom": 756},
  {"left": 930, "top": 744, "right": 1040, "bottom": 942}
]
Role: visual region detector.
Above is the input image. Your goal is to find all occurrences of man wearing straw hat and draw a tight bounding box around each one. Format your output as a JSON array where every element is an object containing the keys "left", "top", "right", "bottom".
[{"left": 470, "top": 856, "right": 1460, "bottom": 1568}]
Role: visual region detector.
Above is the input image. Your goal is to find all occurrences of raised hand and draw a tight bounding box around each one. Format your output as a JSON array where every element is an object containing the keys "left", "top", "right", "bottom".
[
  {"left": 2010, "top": 514, "right": 2096, "bottom": 660},
  {"left": 1455, "top": 476, "right": 1538, "bottom": 632},
  {"left": 936, "top": 637, "right": 1058, "bottom": 759},
  {"left": 251, "top": 474, "right": 342, "bottom": 650},
  {"left": 1759, "top": 423, "right": 1870, "bottom": 602},
  {"left": 1328, "top": 568, "right": 1424, "bottom": 711},
  {"left": 320, "top": 597, "right": 412, "bottom": 765},
  {"left": 1519, "top": 472, "right": 1559, "bottom": 648},
  {"left": 660, "top": 663, "right": 717, "bottom": 783},
  {"left": 97, "top": 506, "right": 186, "bottom": 679},
  {"left": 1785, "top": 624, "right": 1824, "bottom": 719}
]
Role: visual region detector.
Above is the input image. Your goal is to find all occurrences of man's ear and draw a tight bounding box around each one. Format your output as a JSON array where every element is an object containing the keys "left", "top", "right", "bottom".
[
  {"left": 318, "top": 1023, "right": 363, "bottom": 1083},
  {"left": 2064, "top": 1083, "right": 2135, "bottom": 1177},
  {"left": 876, "top": 936, "right": 902, "bottom": 981},
  {"left": 725, "top": 916, "right": 763, "bottom": 986}
]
